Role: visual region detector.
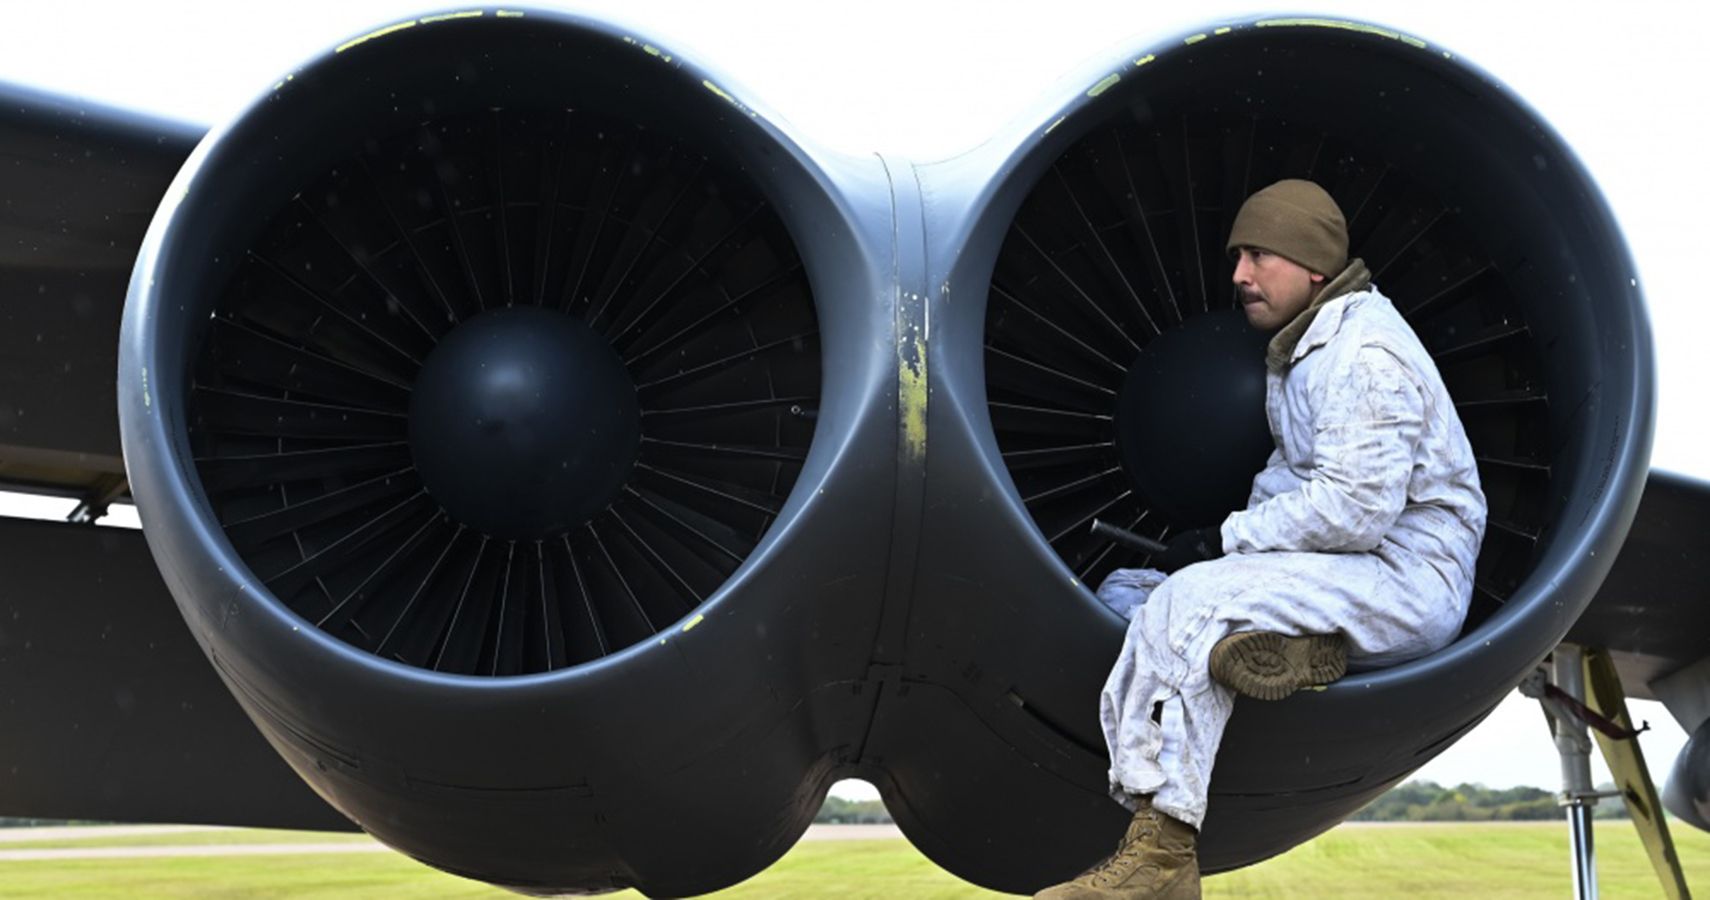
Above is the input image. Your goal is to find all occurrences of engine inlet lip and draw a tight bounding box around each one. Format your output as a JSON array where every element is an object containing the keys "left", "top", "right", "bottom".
[
  {"left": 117, "top": 8, "right": 857, "bottom": 688},
  {"left": 958, "top": 13, "right": 1654, "bottom": 697}
]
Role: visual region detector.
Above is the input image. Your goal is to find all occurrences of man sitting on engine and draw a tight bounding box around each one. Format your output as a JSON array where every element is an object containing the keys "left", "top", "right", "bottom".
[{"left": 1036, "top": 179, "right": 1488, "bottom": 899}]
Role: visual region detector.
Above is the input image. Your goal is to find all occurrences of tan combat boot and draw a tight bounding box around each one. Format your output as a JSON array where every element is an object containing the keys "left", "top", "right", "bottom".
[
  {"left": 1209, "top": 631, "right": 1347, "bottom": 700},
  {"left": 1032, "top": 797, "right": 1200, "bottom": 899}
]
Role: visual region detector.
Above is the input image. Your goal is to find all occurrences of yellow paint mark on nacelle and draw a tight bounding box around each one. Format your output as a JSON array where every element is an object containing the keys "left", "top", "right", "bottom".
[
  {"left": 900, "top": 340, "right": 927, "bottom": 461},
  {"left": 633, "top": 42, "right": 674, "bottom": 63},
  {"left": 682, "top": 614, "right": 705, "bottom": 633},
  {"left": 1185, "top": 33, "right": 1208, "bottom": 45},
  {"left": 1087, "top": 72, "right": 1121, "bottom": 98},
  {"left": 703, "top": 80, "right": 736, "bottom": 103},
  {"left": 701, "top": 79, "right": 756, "bottom": 117},
  {"left": 335, "top": 19, "right": 418, "bottom": 54},
  {"left": 1255, "top": 17, "right": 1427, "bottom": 50},
  {"left": 1134, "top": 54, "right": 1156, "bottom": 67},
  {"left": 421, "top": 10, "right": 484, "bottom": 23}
]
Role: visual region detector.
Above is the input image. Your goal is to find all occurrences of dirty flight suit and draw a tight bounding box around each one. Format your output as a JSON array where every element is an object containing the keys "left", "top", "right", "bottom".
[{"left": 1098, "top": 279, "right": 1488, "bottom": 829}]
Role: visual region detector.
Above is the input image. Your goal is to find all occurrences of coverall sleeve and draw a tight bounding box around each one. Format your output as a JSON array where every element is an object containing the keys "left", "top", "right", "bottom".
[
  {"left": 1221, "top": 344, "right": 1424, "bottom": 553},
  {"left": 1244, "top": 446, "right": 1294, "bottom": 508}
]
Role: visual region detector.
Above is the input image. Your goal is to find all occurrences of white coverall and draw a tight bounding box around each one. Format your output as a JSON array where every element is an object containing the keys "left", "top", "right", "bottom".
[{"left": 1099, "top": 284, "right": 1488, "bottom": 829}]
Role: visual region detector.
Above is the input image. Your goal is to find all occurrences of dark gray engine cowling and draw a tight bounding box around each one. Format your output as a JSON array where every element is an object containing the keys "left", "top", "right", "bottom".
[
  {"left": 118, "top": 10, "right": 1656, "bottom": 897},
  {"left": 864, "top": 17, "right": 1654, "bottom": 886},
  {"left": 1666, "top": 719, "right": 1710, "bottom": 831},
  {"left": 118, "top": 10, "right": 898, "bottom": 895}
]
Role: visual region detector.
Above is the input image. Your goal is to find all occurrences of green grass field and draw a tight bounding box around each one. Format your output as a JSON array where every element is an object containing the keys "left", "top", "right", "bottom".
[
  {"left": 2, "top": 822, "right": 1707, "bottom": 898},
  {"left": 0, "top": 829, "right": 375, "bottom": 850}
]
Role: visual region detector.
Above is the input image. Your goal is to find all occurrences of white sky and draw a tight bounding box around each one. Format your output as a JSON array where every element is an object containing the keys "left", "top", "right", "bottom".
[{"left": 1, "top": 0, "right": 1705, "bottom": 802}]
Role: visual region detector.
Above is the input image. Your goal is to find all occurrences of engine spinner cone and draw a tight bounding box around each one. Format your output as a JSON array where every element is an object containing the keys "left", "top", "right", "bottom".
[
  {"left": 409, "top": 305, "right": 640, "bottom": 540},
  {"left": 1116, "top": 308, "right": 1273, "bottom": 528}
]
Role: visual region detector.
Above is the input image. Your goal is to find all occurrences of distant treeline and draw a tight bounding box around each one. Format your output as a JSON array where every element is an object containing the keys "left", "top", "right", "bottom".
[
  {"left": 811, "top": 780, "right": 1633, "bottom": 826},
  {"left": 814, "top": 797, "right": 893, "bottom": 824},
  {"left": 0, "top": 818, "right": 103, "bottom": 828},
  {"left": 1351, "top": 781, "right": 1630, "bottom": 822}
]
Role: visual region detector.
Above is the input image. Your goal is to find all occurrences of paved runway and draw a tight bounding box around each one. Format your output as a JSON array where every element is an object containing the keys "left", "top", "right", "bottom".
[
  {"left": 0, "top": 843, "right": 387, "bottom": 861},
  {"left": 0, "top": 825, "right": 234, "bottom": 843},
  {"left": 0, "top": 823, "right": 906, "bottom": 860}
]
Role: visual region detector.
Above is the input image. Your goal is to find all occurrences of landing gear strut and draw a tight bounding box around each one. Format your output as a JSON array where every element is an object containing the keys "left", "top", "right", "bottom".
[{"left": 1524, "top": 643, "right": 1691, "bottom": 900}]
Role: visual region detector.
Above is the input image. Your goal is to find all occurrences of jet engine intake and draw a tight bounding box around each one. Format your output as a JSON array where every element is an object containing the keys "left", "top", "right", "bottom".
[
  {"left": 874, "top": 18, "right": 1653, "bottom": 887},
  {"left": 119, "top": 10, "right": 897, "bottom": 895}
]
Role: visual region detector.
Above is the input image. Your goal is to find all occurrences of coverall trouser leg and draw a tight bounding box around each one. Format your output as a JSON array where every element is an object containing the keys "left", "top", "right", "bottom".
[{"left": 1099, "top": 548, "right": 1465, "bottom": 828}]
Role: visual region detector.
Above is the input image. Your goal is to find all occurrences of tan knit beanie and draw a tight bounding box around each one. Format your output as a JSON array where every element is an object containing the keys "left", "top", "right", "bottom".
[{"left": 1225, "top": 179, "right": 1348, "bottom": 276}]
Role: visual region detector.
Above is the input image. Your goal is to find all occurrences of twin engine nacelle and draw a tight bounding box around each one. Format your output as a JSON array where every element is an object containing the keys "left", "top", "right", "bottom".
[{"left": 117, "top": 9, "right": 1651, "bottom": 896}]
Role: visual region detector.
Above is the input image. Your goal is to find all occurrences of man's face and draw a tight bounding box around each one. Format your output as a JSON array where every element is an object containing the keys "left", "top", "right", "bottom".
[{"left": 1231, "top": 247, "right": 1324, "bottom": 331}]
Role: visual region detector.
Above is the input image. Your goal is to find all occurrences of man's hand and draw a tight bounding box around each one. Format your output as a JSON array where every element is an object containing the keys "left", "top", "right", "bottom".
[{"left": 1155, "top": 527, "right": 1225, "bottom": 574}]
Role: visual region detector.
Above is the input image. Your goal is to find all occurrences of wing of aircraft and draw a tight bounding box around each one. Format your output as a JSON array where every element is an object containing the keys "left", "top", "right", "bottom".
[
  {"left": 1568, "top": 471, "right": 1710, "bottom": 828},
  {"left": 0, "top": 84, "right": 353, "bottom": 830},
  {"left": 0, "top": 8, "right": 1702, "bottom": 897}
]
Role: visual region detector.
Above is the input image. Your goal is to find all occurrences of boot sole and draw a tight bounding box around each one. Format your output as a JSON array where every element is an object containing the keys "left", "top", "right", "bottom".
[{"left": 1209, "top": 632, "right": 1346, "bottom": 701}]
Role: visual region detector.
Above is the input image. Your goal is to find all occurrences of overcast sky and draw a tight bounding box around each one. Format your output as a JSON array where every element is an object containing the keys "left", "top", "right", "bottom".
[{"left": 1, "top": 0, "right": 1704, "bottom": 801}]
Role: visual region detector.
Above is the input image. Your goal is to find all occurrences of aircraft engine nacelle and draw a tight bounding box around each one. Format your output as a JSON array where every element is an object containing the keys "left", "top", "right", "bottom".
[
  {"left": 117, "top": 10, "right": 1655, "bottom": 897},
  {"left": 118, "top": 10, "right": 898, "bottom": 895},
  {"left": 873, "top": 18, "right": 1654, "bottom": 885},
  {"left": 1667, "top": 718, "right": 1710, "bottom": 831}
]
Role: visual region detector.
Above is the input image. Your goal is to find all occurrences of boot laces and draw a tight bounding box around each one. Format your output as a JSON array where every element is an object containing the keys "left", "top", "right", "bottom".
[{"left": 1082, "top": 822, "right": 1156, "bottom": 888}]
